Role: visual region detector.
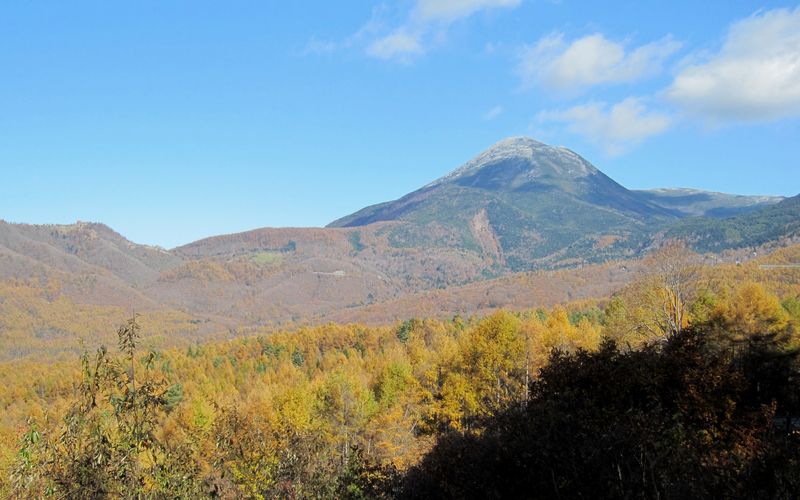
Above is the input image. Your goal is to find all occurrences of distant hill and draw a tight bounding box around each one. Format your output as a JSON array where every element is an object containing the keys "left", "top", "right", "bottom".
[
  {"left": 0, "top": 220, "right": 179, "bottom": 307},
  {"left": 665, "top": 194, "right": 800, "bottom": 252},
  {"left": 635, "top": 188, "right": 783, "bottom": 218}
]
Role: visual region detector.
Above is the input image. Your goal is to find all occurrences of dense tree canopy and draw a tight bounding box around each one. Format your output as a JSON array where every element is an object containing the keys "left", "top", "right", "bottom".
[{"left": 403, "top": 325, "right": 800, "bottom": 499}]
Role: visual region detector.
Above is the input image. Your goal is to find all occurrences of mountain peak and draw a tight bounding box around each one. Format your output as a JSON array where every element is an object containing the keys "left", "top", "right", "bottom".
[
  {"left": 328, "top": 137, "right": 667, "bottom": 233},
  {"left": 427, "top": 136, "right": 598, "bottom": 190},
  {"left": 488, "top": 136, "right": 546, "bottom": 150}
]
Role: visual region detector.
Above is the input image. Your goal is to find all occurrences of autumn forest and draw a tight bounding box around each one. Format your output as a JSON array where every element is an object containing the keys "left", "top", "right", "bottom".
[{"left": 2, "top": 242, "right": 800, "bottom": 498}]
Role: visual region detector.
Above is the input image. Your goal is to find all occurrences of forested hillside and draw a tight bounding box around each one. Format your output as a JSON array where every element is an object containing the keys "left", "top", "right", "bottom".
[
  {"left": 666, "top": 194, "right": 800, "bottom": 252},
  {"left": 2, "top": 243, "right": 799, "bottom": 498},
  {"left": 635, "top": 188, "right": 783, "bottom": 218}
]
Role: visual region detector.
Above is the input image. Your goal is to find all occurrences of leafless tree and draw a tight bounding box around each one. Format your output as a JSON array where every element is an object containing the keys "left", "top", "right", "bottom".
[{"left": 641, "top": 240, "right": 701, "bottom": 336}]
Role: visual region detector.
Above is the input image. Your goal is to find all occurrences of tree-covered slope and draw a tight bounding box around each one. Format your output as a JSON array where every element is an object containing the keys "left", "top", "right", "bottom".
[
  {"left": 666, "top": 194, "right": 800, "bottom": 252},
  {"left": 636, "top": 188, "right": 783, "bottom": 218}
]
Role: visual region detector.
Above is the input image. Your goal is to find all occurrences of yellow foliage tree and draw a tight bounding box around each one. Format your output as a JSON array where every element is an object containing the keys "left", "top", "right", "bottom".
[{"left": 714, "top": 282, "right": 790, "bottom": 339}]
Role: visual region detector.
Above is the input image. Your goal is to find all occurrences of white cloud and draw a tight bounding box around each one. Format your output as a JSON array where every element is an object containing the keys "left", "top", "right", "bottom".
[
  {"left": 366, "top": 29, "right": 425, "bottom": 60},
  {"left": 483, "top": 105, "right": 504, "bottom": 120},
  {"left": 414, "top": 0, "right": 521, "bottom": 23},
  {"left": 537, "top": 98, "right": 671, "bottom": 155},
  {"left": 519, "top": 33, "right": 681, "bottom": 91},
  {"left": 666, "top": 7, "right": 800, "bottom": 122}
]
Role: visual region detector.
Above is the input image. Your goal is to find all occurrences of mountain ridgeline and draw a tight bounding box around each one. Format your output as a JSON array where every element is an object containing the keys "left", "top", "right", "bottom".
[
  {"left": 667, "top": 193, "right": 800, "bottom": 252},
  {"left": 329, "top": 137, "right": 792, "bottom": 269}
]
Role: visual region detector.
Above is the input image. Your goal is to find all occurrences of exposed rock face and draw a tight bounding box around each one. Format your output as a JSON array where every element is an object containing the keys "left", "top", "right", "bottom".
[{"left": 470, "top": 208, "right": 504, "bottom": 265}]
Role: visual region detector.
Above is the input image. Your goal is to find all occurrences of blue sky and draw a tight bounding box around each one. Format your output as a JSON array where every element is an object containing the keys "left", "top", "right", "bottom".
[{"left": 1, "top": 1, "right": 798, "bottom": 248}]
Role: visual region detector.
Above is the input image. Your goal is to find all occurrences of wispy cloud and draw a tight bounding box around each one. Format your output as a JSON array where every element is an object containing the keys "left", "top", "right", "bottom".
[
  {"left": 414, "top": 0, "right": 521, "bottom": 23},
  {"left": 303, "top": 36, "right": 340, "bottom": 55},
  {"left": 537, "top": 98, "right": 671, "bottom": 155},
  {"left": 482, "top": 105, "right": 504, "bottom": 120},
  {"left": 302, "top": 9, "right": 385, "bottom": 56},
  {"left": 374, "top": 0, "right": 522, "bottom": 62},
  {"left": 358, "top": 0, "right": 522, "bottom": 62},
  {"left": 518, "top": 33, "right": 681, "bottom": 92},
  {"left": 666, "top": 7, "right": 800, "bottom": 123},
  {"left": 366, "top": 29, "right": 426, "bottom": 61}
]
